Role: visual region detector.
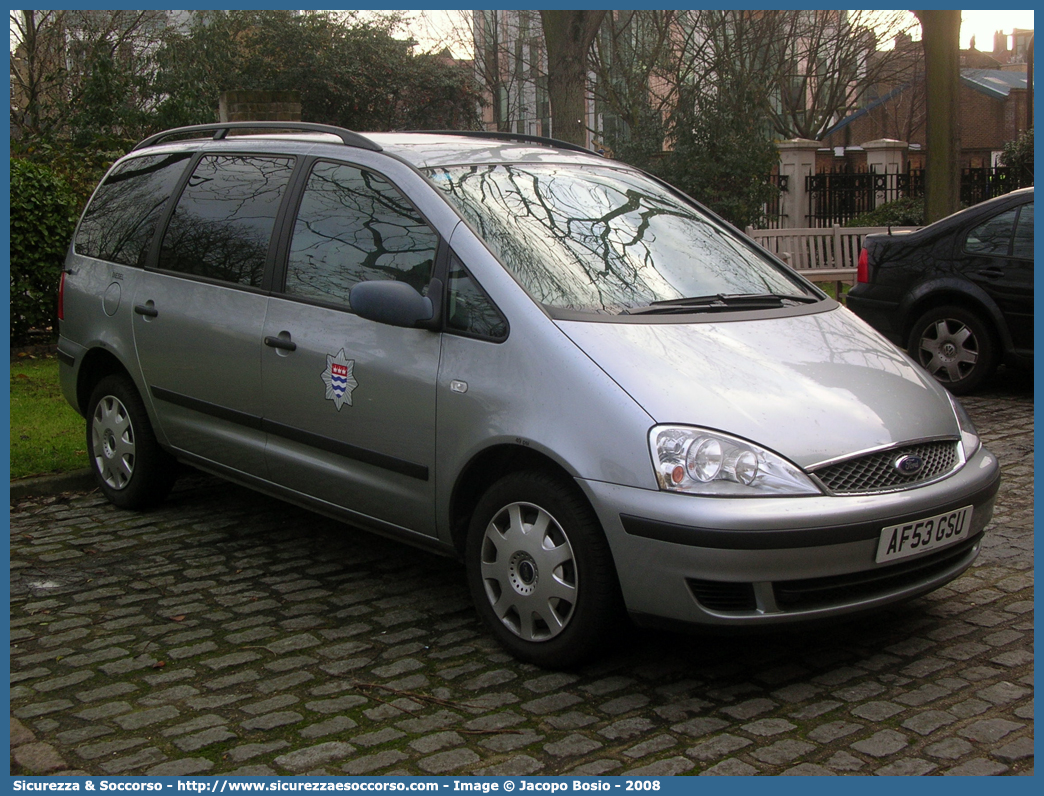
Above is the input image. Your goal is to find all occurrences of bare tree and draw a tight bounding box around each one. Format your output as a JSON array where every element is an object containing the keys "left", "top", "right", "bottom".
[
  {"left": 588, "top": 11, "right": 786, "bottom": 227},
  {"left": 10, "top": 9, "right": 169, "bottom": 141},
  {"left": 474, "top": 10, "right": 546, "bottom": 133},
  {"left": 429, "top": 9, "right": 607, "bottom": 144},
  {"left": 414, "top": 10, "right": 915, "bottom": 154},
  {"left": 752, "top": 10, "right": 915, "bottom": 140},
  {"left": 869, "top": 34, "right": 927, "bottom": 145},
  {"left": 590, "top": 11, "right": 916, "bottom": 148},
  {"left": 417, "top": 10, "right": 546, "bottom": 135},
  {"left": 589, "top": 10, "right": 677, "bottom": 136}
]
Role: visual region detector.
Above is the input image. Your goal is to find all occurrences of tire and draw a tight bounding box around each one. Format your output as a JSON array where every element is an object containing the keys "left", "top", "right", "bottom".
[
  {"left": 87, "top": 374, "right": 177, "bottom": 509},
  {"left": 907, "top": 305, "right": 997, "bottom": 395},
  {"left": 465, "top": 470, "right": 622, "bottom": 669}
]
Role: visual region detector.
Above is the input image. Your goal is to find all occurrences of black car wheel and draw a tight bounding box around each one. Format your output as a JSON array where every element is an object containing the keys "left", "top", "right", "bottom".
[
  {"left": 908, "top": 306, "right": 997, "bottom": 395},
  {"left": 465, "top": 471, "right": 621, "bottom": 669},
  {"left": 87, "top": 374, "right": 177, "bottom": 509}
]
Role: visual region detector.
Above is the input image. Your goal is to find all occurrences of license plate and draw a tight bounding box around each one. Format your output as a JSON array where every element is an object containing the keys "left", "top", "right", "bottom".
[{"left": 875, "top": 506, "right": 973, "bottom": 564}]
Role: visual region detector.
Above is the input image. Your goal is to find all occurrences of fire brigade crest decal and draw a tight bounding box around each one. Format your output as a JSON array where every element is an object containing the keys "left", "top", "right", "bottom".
[{"left": 321, "top": 349, "right": 358, "bottom": 410}]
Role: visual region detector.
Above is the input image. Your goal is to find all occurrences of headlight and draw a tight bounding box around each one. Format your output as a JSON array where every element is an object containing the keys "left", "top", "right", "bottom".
[
  {"left": 650, "top": 426, "right": 821, "bottom": 496},
  {"left": 948, "top": 393, "right": 981, "bottom": 460}
]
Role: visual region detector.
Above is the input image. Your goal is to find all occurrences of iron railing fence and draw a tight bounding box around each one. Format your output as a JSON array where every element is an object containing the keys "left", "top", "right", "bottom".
[
  {"left": 756, "top": 173, "right": 790, "bottom": 229},
  {"left": 802, "top": 165, "right": 1031, "bottom": 227}
]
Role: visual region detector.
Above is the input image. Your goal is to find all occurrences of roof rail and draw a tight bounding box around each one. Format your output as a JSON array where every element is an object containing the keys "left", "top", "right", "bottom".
[
  {"left": 132, "top": 122, "right": 382, "bottom": 152},
  {"left": 411, "top": 129, "right": 597, "bottom": 156}
]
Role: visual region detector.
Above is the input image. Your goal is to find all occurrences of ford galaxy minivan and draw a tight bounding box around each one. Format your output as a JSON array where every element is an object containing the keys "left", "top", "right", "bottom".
[{"left": 58, "top": 124, "right": 1001, "bottom": 667}]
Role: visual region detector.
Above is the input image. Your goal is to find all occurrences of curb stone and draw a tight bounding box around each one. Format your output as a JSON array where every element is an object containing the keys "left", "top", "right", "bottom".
[{"left": 10, "top": 469, "right": 96, "bottom": 501}]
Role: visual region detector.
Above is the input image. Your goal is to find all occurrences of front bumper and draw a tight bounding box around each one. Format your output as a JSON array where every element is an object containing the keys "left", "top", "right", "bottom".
[{"left": 579, "top": 446, "right": 1000, "bottom": 626}]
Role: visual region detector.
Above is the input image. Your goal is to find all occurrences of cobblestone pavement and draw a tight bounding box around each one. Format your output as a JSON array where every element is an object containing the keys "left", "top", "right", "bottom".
[{"left": 10, "top": 370, "right": 1033, "bottom": 777}]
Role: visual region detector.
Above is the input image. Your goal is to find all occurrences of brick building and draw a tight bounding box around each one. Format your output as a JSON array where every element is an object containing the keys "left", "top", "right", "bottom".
[{"left": 820, "top": 29, "right": 1032, "bottom": 169}]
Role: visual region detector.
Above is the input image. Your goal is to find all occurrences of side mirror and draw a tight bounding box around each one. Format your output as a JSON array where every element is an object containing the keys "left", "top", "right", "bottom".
[{"left": 349, "top": 280, "right": 439, "bottom": 329}]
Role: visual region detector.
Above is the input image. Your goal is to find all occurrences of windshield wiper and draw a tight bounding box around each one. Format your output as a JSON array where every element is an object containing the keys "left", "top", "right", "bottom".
[
  {"left": 623, "top": 292, "right": 819, "bottom": 315},
  {"left": 728, "top": 292, "right": 820, "bottom": 305}
]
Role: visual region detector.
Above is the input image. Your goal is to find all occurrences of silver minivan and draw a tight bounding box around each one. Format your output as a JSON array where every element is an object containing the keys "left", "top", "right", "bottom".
[{"left": 59, "top": 124, "right": 1001, "bottom": 667}]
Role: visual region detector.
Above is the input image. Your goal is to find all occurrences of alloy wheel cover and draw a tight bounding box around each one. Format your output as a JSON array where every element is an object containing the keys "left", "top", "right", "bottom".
[{"left": 919, "top": 318, "right": 979, "bottom": 383}]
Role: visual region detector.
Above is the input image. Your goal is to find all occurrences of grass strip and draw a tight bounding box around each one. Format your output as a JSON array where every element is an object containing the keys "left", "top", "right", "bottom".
[{"left": 10, "top": 354, "right": 87, "bottom": 479}]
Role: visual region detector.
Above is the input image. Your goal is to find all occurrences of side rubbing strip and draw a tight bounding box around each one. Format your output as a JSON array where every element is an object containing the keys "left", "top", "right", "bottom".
[
  {"left": 260, "top": 419, "right": 429, "bottom": 481},
  {"left": 151, "top": 386, "right": 263, "bottom": 429},
  {"left": 150, "top": 386, "right": 428, "bottom": 481}
]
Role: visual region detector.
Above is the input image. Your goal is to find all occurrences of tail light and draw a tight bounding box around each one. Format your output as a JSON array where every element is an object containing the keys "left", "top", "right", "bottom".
[
  {"left": 58, "top": 270, "right": 66, "bottom": 321},
  {"left": 857, "top": 248, "right": 869, "bottom": 283}
]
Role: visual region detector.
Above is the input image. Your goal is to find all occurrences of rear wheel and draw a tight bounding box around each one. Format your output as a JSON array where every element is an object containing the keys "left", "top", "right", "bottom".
[
  {"left": 465, "top": 471, "right": 621, "bottom": 668},
  {"left": 907, "top": 306, "right": 996, "bottom": 395},
  {"left": 87, "top": 374, "right": 176, "bottom": 509}
]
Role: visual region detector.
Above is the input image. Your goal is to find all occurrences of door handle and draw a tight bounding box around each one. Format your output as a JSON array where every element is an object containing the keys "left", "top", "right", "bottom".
[
  {"left": 134, "top": 303, "right": 158, "bottom": 318},
  {"left": 264, "top": 334, "right": 297, "bottom": 352},
  {"left": 976, "top": 267, "right": 1005, "bottom": 279}
]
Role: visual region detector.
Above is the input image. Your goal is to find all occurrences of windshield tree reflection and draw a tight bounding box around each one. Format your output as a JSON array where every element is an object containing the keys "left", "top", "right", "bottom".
[{"left": 428, "top": 164, "right": 812, "bottom": 314}]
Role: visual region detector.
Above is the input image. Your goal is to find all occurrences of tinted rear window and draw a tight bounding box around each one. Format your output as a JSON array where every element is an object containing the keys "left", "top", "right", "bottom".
[
  {"left": 1012, "top": 202, "right": 1033, "bottom": 258},
  {"left": 965, "top": 208, "right": 1017, "bottom": 256},
  {"left": 75, "top": 153, "right": 192, "bottom": 266}
]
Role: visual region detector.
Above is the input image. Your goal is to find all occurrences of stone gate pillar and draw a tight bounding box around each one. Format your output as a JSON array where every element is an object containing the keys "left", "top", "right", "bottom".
[
  {"left": 777, "top": 138, "right": 820, "bottom": 228},
  {"left": 863, "top": 139, "right": 909, "bottom": 208}
]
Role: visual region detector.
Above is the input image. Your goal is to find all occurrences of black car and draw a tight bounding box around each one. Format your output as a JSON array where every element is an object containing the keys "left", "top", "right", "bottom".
[{"left": 847, "top": 187, "right": 1033, "bottom": 394}]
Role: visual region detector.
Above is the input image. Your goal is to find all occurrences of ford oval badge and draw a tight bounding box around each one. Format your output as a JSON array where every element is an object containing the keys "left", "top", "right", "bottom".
[{"left": 895, "top": 454, "right": 924, "bottom": 476}]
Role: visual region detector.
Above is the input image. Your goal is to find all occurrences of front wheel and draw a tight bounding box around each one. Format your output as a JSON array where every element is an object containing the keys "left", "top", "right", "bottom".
[
  {"left": 87, "top": 374, "right": 177, "bottom": 509},
  {"left": 465, "top": 471, "right": 621, "bottom": 669},
  {"left": 907, "top": 306, "right": 996, "bottom": 395}
]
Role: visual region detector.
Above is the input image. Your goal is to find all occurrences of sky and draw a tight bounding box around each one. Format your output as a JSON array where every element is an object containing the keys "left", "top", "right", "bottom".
[{"left": 957, "top": 9, "right": 1035, "bottom": 49}]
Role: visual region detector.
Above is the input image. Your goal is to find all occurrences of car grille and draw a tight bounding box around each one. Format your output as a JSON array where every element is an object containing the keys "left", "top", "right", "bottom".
[{"left": 810, "top": 441, "right": 960, "bottom": 494}]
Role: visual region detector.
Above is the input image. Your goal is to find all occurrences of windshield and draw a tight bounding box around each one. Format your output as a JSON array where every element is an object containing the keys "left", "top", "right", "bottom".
[{"left": 427, "top": 163, "right": 816, "bottom": 315}]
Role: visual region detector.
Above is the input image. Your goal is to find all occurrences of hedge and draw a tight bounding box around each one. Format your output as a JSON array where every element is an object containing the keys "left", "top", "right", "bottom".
[
  {"left": 10, "top": 158, "right": 78, "bottom": 344},
  {"left": 845, "top": 196, "right": 925, "bottom": 228}
]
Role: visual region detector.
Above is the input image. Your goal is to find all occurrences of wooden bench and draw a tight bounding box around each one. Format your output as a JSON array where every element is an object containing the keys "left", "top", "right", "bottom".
[{"left": 744, "top": 224, "right": 921, "bottom": 300}]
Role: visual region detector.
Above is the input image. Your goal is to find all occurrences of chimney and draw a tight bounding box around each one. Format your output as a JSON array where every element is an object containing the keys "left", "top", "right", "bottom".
[{"left": 993, "top": 30, "right": 1009, "bottom": 58}]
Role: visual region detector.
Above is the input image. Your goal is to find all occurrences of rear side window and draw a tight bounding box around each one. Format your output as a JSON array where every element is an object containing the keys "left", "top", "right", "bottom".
[
  {"left": 965, "top": 208, "right": 1017, "bottom": 256},
  {"left": 75, "top": 152, "right": 192, "bottom": 266},
  {"left": 158, "top": 155, "right": 295, "bottom": 287},
  {"left": 1012, "top": 202, "right": 1033, "bottom": 259},
  {"left": 284, "top": 161, "right": 439, "bottom": 306}
]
